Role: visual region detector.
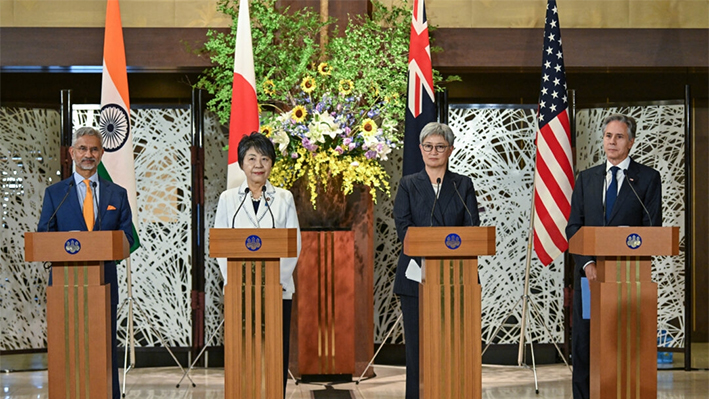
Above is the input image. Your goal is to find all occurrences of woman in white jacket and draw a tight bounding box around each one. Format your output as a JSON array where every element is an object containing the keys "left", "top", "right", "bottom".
[{"left": 214, "top": 132, "right": 301, "bottom": 395}]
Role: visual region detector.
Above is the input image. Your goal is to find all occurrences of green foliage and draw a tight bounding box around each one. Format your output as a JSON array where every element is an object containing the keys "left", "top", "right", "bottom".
[{"left": 196, "top": 0, "right": 451, "bottom": 129}]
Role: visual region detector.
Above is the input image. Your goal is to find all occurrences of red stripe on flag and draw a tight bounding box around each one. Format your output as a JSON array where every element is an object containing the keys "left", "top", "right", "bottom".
[
  {"left": 228, "top": 72, "right": 259, "bottom": 165},
  {"left": 534, "top": 190, "right": 569, "bottom": 251},
  {"left": 535, "top": 148, "right": 571, "bottom": 216},
  {"left": 543, "top": 111, "right": 574, "bottom": 183},
  {"left": 533, "top": 234, "right": 552, "bottom": 266}
]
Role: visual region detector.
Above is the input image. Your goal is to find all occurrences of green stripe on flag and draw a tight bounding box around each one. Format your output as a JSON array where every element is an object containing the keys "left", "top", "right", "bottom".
[{"left": 98, "top": 162, "right": 141, "bottom": 253}]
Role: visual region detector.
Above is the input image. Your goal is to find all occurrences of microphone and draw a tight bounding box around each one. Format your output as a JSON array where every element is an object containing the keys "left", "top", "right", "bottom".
[
  {"left": 45, "top": 181, "right": 74, "bottom": 232},
  {"left": 429, "top": 177, "right": 441, "bottom": 227},
  {"left": 231, "top": 187, "right": 250, "bottom": 228},
  {"left": 453, "top": 181, "right": 474, "bottom": 225},
  {"left": 263, "top": 185, "right": 276, "bottom": 228},
  {"left": 91, "top": 181, "right": 101, "bottom": 231},
  {"left": 624, "top": 169, "right": 654, "bottom": 225}
]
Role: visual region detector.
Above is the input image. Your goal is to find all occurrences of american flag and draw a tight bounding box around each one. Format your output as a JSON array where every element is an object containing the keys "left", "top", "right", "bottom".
[
  {"left": 403, "top": 0, "right": 436, "bottom": 176},
  {"left": 532, "top": 0, "right": 574, "bottom": 266}
]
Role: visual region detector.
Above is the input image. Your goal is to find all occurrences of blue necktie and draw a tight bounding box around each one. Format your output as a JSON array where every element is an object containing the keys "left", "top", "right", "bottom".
[{"left": 605, "top": 166, "right": 620, "bottom": 223}]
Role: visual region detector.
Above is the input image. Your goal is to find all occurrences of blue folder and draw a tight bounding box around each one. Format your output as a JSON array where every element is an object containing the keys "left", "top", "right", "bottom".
[{"left": 581, "top": 277, "right": 590, "bottom": 320}]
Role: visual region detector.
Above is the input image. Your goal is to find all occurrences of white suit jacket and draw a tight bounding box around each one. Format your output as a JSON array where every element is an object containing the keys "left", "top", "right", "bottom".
[{"left": 213, "top": 181, "right": 302, "bottom": 299}]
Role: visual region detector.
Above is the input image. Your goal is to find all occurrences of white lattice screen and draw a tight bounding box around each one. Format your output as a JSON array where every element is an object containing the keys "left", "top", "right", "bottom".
[
  {"left": 575, "top": 103, "right": 686, "bottom": 348},
  {"left": 74, "top": 105, "right": 193, "bottom": 347},
  {"left": 1, "top": 102, "right": 685, "bottom": 353},
  {"left": 0, "top": 107, "right": 61, "bottom": 350}
]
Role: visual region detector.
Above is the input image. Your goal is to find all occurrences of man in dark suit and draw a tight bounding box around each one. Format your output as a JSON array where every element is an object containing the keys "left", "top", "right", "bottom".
[
  {"left": 566, "top": 114, "right": 662, "bottom": 399},
  {"left": 393, "top": 122, "right": 481, "bottom": 399},
  {"left": 38, "top": 126, "right": 134, "bottom": 399}
]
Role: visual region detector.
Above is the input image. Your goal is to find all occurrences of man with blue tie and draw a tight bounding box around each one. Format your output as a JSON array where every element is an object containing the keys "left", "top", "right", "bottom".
[
  {"left": 566, "top": 114, "right": 663, "bottom": 399},
  {"left": 38, "top": 126, "right": 134, "bottom": 399}
]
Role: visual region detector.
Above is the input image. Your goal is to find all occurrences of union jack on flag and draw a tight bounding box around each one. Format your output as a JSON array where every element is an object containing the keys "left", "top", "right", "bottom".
[
  {"left": 403, "top": 0, "right": 436, "bottom": 176},
  {"left": 532, "top": 0, "right": 574, "bottom": 266}
]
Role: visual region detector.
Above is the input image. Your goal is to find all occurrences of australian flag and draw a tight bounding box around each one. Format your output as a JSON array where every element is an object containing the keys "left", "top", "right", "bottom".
[{"left": 403, "top": 0, "right": 436, "bottom": 176}]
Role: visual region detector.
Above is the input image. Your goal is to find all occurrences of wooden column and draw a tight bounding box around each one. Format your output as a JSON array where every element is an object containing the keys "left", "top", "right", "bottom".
[
  {"left": 420, "top": 258, "right": 482, "bottom": 399},
  {"left": 224, "top": 260, "right": 283, "bottom": 399},
  {"left": 568, "top": 226, "right": 680, "bottom": 399},
  {"left": 296, "top": 230, "right": 355, "bottom": 376},
  {"left": 25, "top": 231, "right": 130, "bottom": 399},
  {"left": 210, "top": 228, "right": 297, "bottom": 399},
  {"left": 404, "top": 226, "right": 495, "bottom": 398},
  {"left": 590, "top": 256, "right": 657, "bottom": 399},
  {"left": 46, "top": 262, "right": 111, "bottom": 399}
]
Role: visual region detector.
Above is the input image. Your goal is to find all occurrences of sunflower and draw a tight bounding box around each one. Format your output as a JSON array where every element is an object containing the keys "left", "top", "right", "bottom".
[
  {"left": 317, "top": 62, "right": 331, "bottom": 76},
  {"left": 360, "top": 118, "right": 378, "bottom": 137},
  {"left": 292, "top": 105, "right": 308, "bottom": 123},
  {"left": 260, "top": 125, "right": 273, "bottom": 137},
  {"left": 300, "top": 76, "right": 317, "bottom": 93},
  {"left": 262, "top": 80, "right": 276, "bottom": 96},
  {"left": 339, "top": 79, "right": 354, "bottom": 95}
]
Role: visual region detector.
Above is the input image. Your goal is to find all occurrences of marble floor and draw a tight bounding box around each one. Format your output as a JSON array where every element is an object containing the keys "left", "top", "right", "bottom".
[{"left": 2, "top": 362, "right": 708, "bottom": 399}]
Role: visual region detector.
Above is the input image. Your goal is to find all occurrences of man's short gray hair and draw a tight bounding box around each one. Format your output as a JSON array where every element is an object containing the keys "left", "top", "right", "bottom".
[
  {"left": 419, "top": 122, "right": 455, "bottom": 146},
  {"left": 72, "top": 127, "right": 104, "bottom": 148},
  {"left": 602, "top": 114, "right": 636, "bottom": 140}
]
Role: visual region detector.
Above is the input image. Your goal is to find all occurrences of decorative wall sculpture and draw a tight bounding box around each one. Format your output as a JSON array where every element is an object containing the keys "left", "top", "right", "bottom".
[
  {"left": 575, "top": 103, "right": 686, "bottom": 348},
  {"left": 0, "top": 107, "right": 60, "bottom": 350},
  {"left": 74, "top": 105, "right": 193, "bottom": 347},
  {"left": 2, "top": 102, "right": 685, "bottom": 356}
]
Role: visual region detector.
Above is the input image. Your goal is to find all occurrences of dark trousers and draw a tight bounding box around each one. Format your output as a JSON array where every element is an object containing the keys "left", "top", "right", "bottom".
[
  {"left": 572, "top": 282, "right": 590, "bottom": 399},
  {"left": 283, "top": 299, "right": 292, "bottom": 397},
  {"left": 105, "top": 265, "right": 120, "bottom": 399},
  {"left": 399, "top": 294, "right": 419, "bottom": 399}
]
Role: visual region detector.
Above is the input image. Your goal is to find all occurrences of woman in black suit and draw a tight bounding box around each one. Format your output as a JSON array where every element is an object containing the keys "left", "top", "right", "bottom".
[{"left": 393, "top": 122, "right": 481, "bottom": 399}]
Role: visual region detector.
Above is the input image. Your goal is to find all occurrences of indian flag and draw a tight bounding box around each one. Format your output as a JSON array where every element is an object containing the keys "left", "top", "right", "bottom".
[
  {"left": 98, "top": 0, "right": 140, "bottom": 252},
  {"left": 227, "top": 0, "right": 259, "bottom": 189}
]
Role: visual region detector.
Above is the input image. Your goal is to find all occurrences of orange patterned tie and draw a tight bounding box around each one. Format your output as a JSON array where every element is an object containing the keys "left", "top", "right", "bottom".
[{"left": 83, "top": 179, "right": 94, "bottom": 231}]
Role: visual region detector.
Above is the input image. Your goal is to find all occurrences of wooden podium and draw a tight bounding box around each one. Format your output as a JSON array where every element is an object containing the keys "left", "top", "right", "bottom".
[
  {"left": 24, "top": 231, "right": 129, "bottom": 399},
  {"left": 569, "top": 226, "right": 679, "bottom": 399},
  {"left": 209, "top": 228, "right": 298, "bottom": 399},
  {"left": 404, "top": 226, "right": 496, "bottom": 399}
]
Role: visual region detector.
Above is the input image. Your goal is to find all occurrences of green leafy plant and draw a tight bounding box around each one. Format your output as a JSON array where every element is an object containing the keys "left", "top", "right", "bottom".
[{"left": 197, "top": 0, "right": 451, "bottom": 206}]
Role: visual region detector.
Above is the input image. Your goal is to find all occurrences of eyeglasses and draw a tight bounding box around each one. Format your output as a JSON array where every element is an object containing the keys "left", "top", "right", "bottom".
[
  {"left": 421, "top": 143, "right": 450, "bottom": 153},
  {"left": 74, "top": 146, "right": 101, "bottom": 154}
]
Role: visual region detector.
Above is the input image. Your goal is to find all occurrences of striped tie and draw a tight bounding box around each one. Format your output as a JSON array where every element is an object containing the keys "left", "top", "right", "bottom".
[{"left": 83, "top": 179, "right": 94, "bottom": 231}]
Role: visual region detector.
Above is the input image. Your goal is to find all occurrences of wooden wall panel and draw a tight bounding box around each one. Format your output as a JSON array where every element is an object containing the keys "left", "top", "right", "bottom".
[{"left": 1, "top": 28, "right": 707, "bottom": 70}]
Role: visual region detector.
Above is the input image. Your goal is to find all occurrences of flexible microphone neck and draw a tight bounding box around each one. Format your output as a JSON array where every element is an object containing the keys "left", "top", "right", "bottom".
[
  {"left": 91, "top": 181, "right": 101, "bottom": 231},
  {"left": 46, "top": 181, "right": 74, "bottom": 232},
  {"left": 263, "top": 185, "right": 276, "bottom": 228},
  {"left": 430, "top": 177, "right": 441, "bottom": 227},
  {"left": 231, "top": 187, "right": 250, "bottom": 228},
  {"left": 623, "top": 169, "right": 654, "bottom": 225},
  {"left": 453, "top": 181, "right": 474, "bottom": 224}
]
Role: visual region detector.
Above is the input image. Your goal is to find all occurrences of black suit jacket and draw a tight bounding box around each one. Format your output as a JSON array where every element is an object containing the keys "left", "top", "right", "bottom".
[
  {"left": 393, "top": 169, "right": 481, "bottom": 297},
  {"left": 566, "top": 158, "right": 662, "bottom": 276}
]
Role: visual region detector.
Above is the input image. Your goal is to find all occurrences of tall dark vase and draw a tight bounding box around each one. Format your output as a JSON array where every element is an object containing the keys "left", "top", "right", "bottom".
[{"left": 288, "top": 177, "right": 375, "bottom": 381}]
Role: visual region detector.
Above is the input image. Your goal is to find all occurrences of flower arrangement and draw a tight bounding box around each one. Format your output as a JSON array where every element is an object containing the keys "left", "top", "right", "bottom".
[
  {"left": 198, "top": 0, "right": 451, "bottom": 207},
  {"left": 261, "top": 61, "right": 402, "bottom": 206}
]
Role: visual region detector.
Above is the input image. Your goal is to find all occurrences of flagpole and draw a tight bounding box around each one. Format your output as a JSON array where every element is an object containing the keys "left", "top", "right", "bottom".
[{"left": 517, "top": 184, "right": 536, "bottom": 367}]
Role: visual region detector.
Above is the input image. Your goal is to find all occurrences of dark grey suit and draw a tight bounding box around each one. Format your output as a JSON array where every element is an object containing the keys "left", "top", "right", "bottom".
[
  {"left": 566, "top": 158, "right": 662, "bottom": 399},
  {"left": 393, "top": 169, "right": 480, "bottom": 399}
]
